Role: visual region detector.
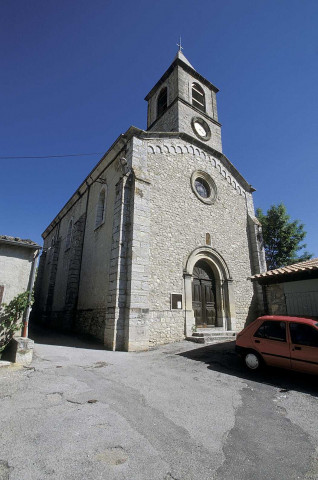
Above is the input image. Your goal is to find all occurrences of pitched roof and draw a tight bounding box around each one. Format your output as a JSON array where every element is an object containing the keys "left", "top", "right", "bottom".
[
  {"left": 251, "top": 258, "right": 318, "bottom": 281},
  {"left": 173, "top": 50, "right": 195, "bottom": 69},
  {"left": 0, "top": 235, "right": 41, "bottom": 249},
  {"left": 145, "top": 51, "right": 219, "bottom": 101}
]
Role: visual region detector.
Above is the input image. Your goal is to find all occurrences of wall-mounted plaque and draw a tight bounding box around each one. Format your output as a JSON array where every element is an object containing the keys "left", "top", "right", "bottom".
[{"left": 171, "top": 293, "right": 182, "bottom": 310}]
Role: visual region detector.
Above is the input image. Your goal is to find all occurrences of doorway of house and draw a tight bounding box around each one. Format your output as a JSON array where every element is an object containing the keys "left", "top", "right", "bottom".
[{"left": 192, "top": 260, "right": 217, "bottom": 327}]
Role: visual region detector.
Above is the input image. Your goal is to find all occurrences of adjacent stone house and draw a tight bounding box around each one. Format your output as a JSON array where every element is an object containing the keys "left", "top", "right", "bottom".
[
  {"left": 0, "top": 235, "right": 41, "bottom": 308},
  {"left": 251, "top": 258, "right": 318, "bottom": 318},
  {"left": 33, "top": 50, "right": 266, "bottom": 351}
]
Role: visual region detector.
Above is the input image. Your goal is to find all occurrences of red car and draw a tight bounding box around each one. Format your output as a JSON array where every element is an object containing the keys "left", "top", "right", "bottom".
[{"left": 236, "top": 315, "right": 318, "bottom": 374}]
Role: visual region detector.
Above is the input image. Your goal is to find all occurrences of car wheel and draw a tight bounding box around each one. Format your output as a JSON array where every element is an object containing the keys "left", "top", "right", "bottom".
[{"left": 244, "top": 352, "right": 262, "bottom": 371}]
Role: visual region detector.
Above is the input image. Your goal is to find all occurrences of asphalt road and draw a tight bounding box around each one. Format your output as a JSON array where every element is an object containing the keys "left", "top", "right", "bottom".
[{"left": 1, "top": 327, "right": 318, "bottom": 480}]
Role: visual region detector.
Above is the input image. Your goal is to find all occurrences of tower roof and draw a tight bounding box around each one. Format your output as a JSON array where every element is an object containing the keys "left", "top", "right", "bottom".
[
  {"left": 173, "top": 50, "right": 195, "bottom": 70},
  {"left": 145, "top": 50, "right": 218, "bottom": 101}
]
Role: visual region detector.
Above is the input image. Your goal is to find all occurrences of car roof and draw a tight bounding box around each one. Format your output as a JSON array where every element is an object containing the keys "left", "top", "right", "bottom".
[{"left": 257, "top": 315, "right": 318, "bottom": 326}]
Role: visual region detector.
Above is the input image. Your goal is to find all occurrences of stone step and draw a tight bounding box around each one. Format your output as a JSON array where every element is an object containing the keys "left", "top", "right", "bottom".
[
  {"left": 186, "top": 336, "right": 205, "bottom": 344},
  {"left": 192, "top": 330, "right": 236, "bottom": 337},
  {"left": 195, "top": 327, "right": 225, "bottom": 333},
  {"left": 198, "top": 327, "right": 225, "bottom": 331},
  {"left": 186, "top": 335, "right": 235, "bottom": 344},
  {"left": 186, "top": 330, "right": 236, "bottom": 344}
]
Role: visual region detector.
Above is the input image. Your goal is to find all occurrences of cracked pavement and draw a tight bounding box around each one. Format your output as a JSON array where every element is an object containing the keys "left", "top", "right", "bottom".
[{"left": 1, "top": 328, "right": 318, "bottom": 480}]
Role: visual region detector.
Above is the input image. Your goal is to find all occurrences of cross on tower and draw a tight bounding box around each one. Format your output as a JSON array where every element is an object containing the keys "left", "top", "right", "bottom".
[{"left": 177, "top": 36, "right": 183, "bottom": 52}]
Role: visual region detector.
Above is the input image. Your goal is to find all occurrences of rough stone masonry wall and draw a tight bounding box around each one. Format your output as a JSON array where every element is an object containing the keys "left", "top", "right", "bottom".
[
  {"left": 265, "top": 284, "right": 287, "bottom": 315},
  {"left": 51, "top": 193, "right": 88, "bottom": 313},
  {"left": 147, "top": 67, "right": 178, "bottom": 128},
  {"left": 178, "top": 101, "right": 222, "bottom": 153},
  {"left": 122, "top": 137, "right": 152, "bottom": 351},
  {"left": 149, "top": 102, "right": 179, "bottom": 134},
  {"left": 63, "top": 212, "right": 86, "bottom": 331},
  {"left": 34, "top": 190, "right": 88, "bottom": 331},
  {"left": 148, "top": 310, "right": 185, "bottom": 347},
  {"left": 177, "top": 66, "right": 222, "bottom": 153},
  {"left": 75, "top": 158, "right": 123, "bottom": 344},
  {"left": 104, "top": 171, "right": 133, "bottom": 350},
  {"left": 144, "top": 138, "right": 259, "bottom": 343},
  {"left": 177, "top": 65, "right": 218, "bottom": 122}
]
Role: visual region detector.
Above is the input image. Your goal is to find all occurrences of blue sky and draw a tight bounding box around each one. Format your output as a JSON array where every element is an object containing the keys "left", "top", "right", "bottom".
[{"left": 1, "top": 0, "right": 317, "bottom": 256}]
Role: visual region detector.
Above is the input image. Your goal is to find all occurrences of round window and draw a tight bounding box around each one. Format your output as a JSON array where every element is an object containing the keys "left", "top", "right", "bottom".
[
  {"left": 194, "top": 178, "right": 210, "bottom": 198},
  {"left": 191, "top": 170, "right": 217, "bottom": 204}
]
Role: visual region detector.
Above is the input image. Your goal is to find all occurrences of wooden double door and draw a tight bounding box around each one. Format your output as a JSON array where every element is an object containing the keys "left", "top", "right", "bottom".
[{"left": 192, "top": 260, "right": 217, "bottom": 327}]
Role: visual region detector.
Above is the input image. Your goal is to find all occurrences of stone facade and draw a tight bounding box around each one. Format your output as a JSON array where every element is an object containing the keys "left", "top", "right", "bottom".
[{"left": 33, "top": 51, "right": 266, "bottom": 350}]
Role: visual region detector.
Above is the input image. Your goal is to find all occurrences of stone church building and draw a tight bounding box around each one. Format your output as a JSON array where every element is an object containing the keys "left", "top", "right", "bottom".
[{"left": 34, "top": 50, "right": 266, "bottom": 351}]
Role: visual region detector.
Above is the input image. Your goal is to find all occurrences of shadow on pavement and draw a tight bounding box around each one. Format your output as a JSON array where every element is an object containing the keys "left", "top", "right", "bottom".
[
  {"left": 29, "top": 323, "right": 106, "bottom": 351},
  {"left": 178, "top": 341, "right": 318, "bottom": 397}
]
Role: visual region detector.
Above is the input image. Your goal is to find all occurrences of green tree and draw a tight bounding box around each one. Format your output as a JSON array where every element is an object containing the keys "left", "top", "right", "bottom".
[{"left": 256, "top": 203, "right": 312, "bottom": 270}]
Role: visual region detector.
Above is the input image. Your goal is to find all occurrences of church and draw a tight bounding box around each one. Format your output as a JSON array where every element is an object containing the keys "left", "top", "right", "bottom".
[{"left": 34, "top": 49, "right": 266, "bottom": 351}]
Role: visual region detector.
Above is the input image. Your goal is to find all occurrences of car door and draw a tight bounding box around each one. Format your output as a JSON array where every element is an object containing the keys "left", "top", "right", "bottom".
[
  {"left": 252, "top": 320, "right": 291, "bottom": 369},
  {"left": 289, "top": 323, "right": 318, "bottom": 375}
]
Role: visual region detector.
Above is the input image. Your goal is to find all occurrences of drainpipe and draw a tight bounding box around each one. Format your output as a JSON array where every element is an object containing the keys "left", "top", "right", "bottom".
[{"left": 22, "top": 248, "right": 41, "bottom": 338}]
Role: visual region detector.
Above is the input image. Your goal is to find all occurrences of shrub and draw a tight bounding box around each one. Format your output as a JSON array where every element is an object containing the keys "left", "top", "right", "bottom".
[{"left": 0, "top": 291, "right": 33, "bottom": 353}]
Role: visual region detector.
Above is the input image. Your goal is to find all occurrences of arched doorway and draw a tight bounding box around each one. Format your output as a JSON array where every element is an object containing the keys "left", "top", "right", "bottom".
[
  {"left": 192, "top": 260, "right": 217, "bottom": 327},
  {"left": 183, "top": 246, "right": 236, "bottom": 336}
]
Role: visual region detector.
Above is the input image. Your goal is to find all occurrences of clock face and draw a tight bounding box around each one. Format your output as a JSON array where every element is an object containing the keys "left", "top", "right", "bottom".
[
  {"left": 191, "top": 117, "right": 211, "bottom": 141},
  {"left": 194, "top": 121, "right": 207, "bottom": 137}
]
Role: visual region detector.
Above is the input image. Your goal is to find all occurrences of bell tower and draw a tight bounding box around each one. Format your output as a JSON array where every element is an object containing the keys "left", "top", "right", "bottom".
[{"left": 145, "top": 50, "right": 223, "bottom": 153}]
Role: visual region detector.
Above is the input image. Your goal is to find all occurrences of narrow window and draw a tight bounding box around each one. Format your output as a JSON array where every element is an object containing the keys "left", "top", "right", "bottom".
[
  {"left": 192, "top": 82, "right": 205, "bottom": 112},
  {"left": 95, "top": 188, "right": 106, "bottom": 229},
  {"left": 65, "top": 219, "right": 73, "bottom": 250},
  {"left": 157, "top": 87, "right": 167, "bottom": 117}
]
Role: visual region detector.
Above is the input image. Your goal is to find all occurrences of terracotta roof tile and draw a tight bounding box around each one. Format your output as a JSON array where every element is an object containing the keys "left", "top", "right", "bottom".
[{"left": 251, "top": 258, "right": 318, "bottom": 280}]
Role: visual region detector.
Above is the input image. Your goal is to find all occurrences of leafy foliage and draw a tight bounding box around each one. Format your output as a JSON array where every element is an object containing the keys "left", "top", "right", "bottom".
[
  {"left": 256, "top": 203, "right": 312, "bottom": 270},
  {"left": 0, "top": 291, "right": 33, "bottom": 353}
]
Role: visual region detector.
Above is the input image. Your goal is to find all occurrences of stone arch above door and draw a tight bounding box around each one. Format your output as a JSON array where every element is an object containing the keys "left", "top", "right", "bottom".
[{"left": 183, "top": 246, "right": 236, "bottom": 336}]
